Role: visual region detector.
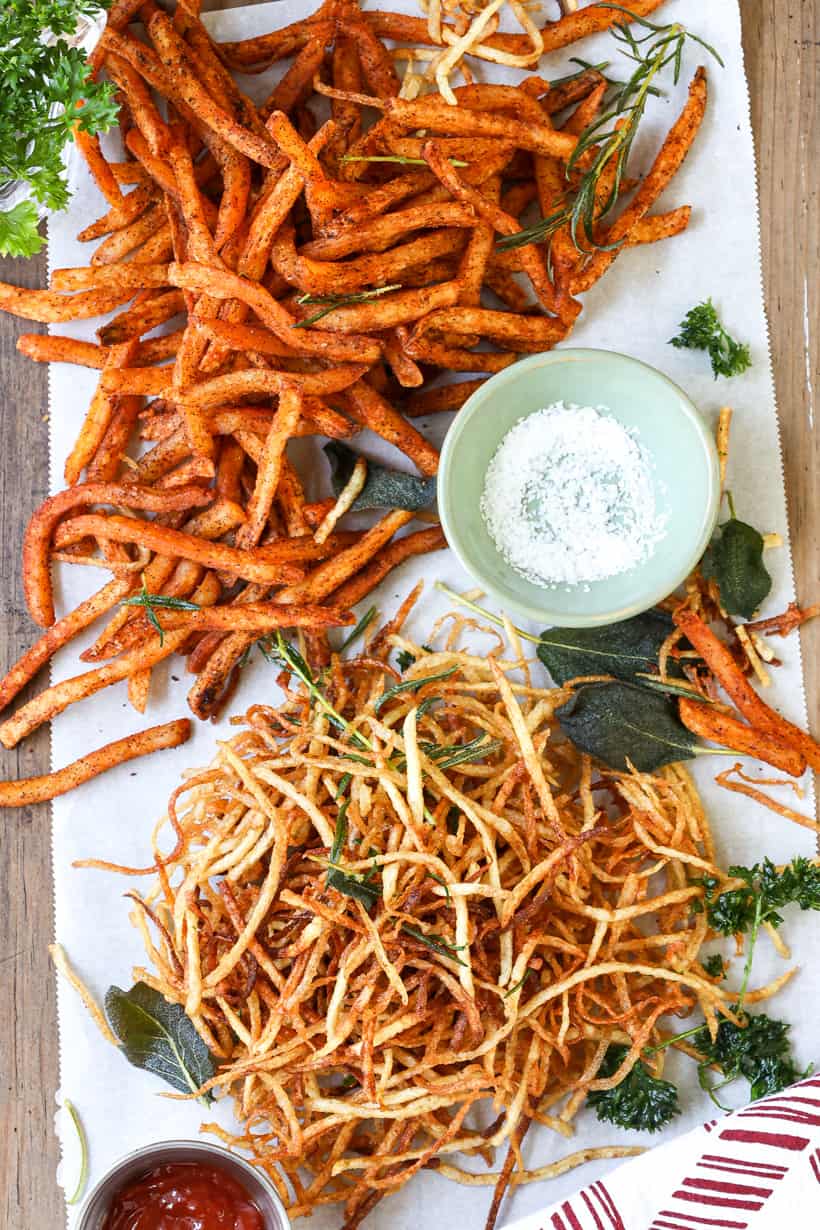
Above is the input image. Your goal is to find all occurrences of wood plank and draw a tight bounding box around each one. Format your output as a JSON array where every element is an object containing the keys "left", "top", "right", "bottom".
[{"left": 0, "top": 3, "right": 816, "bottom": 1225}]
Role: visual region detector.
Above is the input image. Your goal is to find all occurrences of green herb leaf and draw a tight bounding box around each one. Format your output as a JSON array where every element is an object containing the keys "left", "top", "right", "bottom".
[
  {"left": 340, "top": 154, "right": 468, "bottom": 167},
  {"left": 702, "top": 953, "right": 726, "bottom": 980},
  {"left": 556, "top": 681, "right": 698, "bottom": 772},
  {"left": 0, "top": 3, "right": 118, "bottom": 236},
  {"left": 588, "top": 1044, "right": 680, "bottom": 1133},
  {"left": 122, "top": 580, "right": 201, "bottom": 647},
  {"left": 704, "top": 857, "right": 820, "bottom": 937},
  {"left": 396, "top": 649, "right": 417, "bottom": 673},
  {"left": 503, "top": 968, "right": 534, "bottom": 998},
  {"left": 497, "top": 12, "right": 721, "bottom": 253},
  {"left": 104, "top": 981, "right": 215, "bottom": 1102},
  {"left": 325, "top": 800, "right": 381, "bottom": 908},
  {"left": 63, "top": 1099, "right": 88, "bottom": 1205},
  {"left": 324, "top": 442, "right": 436, "bottom": 512},
  {"left": 402, "top": 924, "right": 467, "bottom": 966},
  {"left": 670, "top": 299, "right": 752, "bottom": 379},
  {"left": 0, "top": 200, "right": 43, "bottom": 258},
  {"left": 294, "top": 284, "right": 401, "bottom": 327},
  {"left": 702, "top": 518, "right": 771, "bottom": 618},
  {"left": 690, "top": 1009, "right": 806, "bottom": 1104},
  {"left": 374, "top": 666, "right": 457, "bottom": 714},
  {"left": 537, "top": 610, "right": 677, "bottom": 686},
  {"left": 338, "top": 605, "right": 378, "bottom": 652}
]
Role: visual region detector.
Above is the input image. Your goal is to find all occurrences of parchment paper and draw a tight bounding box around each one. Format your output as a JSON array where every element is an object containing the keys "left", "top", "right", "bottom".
[{"left": 44, "top": 2, "right": 817, "bottom": 1225}]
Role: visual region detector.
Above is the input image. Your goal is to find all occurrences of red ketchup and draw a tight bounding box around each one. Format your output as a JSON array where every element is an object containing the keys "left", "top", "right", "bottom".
[{"left": 102, "top": 1161, "right": 266, "bottom": 1230}]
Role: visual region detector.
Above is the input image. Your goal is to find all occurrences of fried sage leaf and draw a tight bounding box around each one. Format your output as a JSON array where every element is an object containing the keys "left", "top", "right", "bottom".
[
  {"left": 702, "top": 518, "right": 771, "bottom": 619},
  {"left": 537, "top": 610, "right": 677, "bottom": 686},
  {"left": 556, "top": 681, "right": 698, "bottom": 772},
  {"left": 325, "top": 442, "right": 436, "bottom": 512},
  {"left": 105, "top": 982, "right": 215, "bottom": 1101}
]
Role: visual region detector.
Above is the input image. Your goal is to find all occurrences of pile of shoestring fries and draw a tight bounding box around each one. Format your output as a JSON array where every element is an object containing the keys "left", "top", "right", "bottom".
[
  {"left": 106, "top": 596, "right": 793, "bottom": 1228},
  {"left": 0, "top": 0, "right": 703, "bottom": 805}
]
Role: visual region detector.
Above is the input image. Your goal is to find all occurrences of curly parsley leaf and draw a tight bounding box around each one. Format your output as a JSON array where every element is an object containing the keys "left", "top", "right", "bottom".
[
  {"left": 691, "top": 1010, "right": 806, "bottom": 1104},
  {"left": 703, "top": 857, "right": 820, "bottom": 937},
  {"left": 670, "top": 299, "right": 752, "bottom": 379},
  {"left": 702, "top": 953, "right": 726, "bottom": 980},
  {"left": 588, "top": 1045, "right": 680, "bottom": 1133},
  {"left": 0, "top": 1, "right": 118, "bottom": 256},
  {"left": 0, "top": 200, "right": 43, "bottom": 258}
]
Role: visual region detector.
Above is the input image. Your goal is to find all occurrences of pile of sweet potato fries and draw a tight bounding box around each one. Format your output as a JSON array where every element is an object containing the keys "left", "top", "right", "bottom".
[{"left": 0, "top": 0, "right": 707, "bottom": 801}]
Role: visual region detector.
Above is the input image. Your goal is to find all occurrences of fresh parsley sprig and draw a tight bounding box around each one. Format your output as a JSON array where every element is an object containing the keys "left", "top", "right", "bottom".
[
  {"left": 588, "top": 1045, "right": 680, "bottom": 1133},
  {"left": 670, "top": 299, "right": 752, "bottom": 378},
  {"left": 700, "top": 857, "right": 820, "bottom": 1005},
  {"left": 0, "top": 1, "right": 118, "bottom": 257}
]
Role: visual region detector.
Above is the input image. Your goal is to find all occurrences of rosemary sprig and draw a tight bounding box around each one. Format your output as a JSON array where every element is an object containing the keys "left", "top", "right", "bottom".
[
  {"left": 294, "top": 284, "right": 402, "bottom": 328},
  {"left": 122, "top": 578, "right": 201, "bottom": 646},
  {"left": 338, "top": 605, "right": 378, "bottom": 653},
  {"left": 265, "top": 633, "right": 374, "bottom": 753},
  {"left": 427, "top": 736, "right": 504, "bottom": 770},
  {"left": 402, "top": 924, "right": 467, "bottom": 966},
  {"left": 503, "top": 969, "right": 534, "bottom": 998},
  {"left": 428, "top": 870, "right": 451, "bottom": 903},
  {"left": 497, "top": 7, "right": 722, "bottom": 253},
  {"left": 340, "top": 154, "right": 468, "bottom": 167}
]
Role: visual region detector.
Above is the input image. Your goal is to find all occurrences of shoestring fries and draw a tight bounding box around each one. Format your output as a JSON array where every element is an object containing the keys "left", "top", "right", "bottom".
[{"left": 109, "top": 604, "right": 761, "bottom": 1229}]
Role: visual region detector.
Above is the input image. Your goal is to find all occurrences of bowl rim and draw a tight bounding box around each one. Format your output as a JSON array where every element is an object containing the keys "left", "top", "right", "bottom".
[
  {"left": 437, "top": 347, "right": 721, "bottom": 628},
  {"left": 75, "top": 1138, "right": 291, "bottom": 1230}
]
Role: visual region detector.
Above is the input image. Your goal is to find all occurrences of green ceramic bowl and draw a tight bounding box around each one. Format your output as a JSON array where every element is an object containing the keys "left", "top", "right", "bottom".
[{"left": 437, "top": 349, "right": 720, "bottom": 628}]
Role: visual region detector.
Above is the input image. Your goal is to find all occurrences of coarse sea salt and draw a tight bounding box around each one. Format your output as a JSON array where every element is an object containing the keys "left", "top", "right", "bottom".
[{"left": 480, "top": 401, "right": 667, "bottom": 589}]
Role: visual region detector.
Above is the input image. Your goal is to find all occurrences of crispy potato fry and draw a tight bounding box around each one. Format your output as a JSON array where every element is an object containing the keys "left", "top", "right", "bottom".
[
  {"left": 340, "top": 380, "right": 439, "bottom": 476},
  {"left": 0, "top": 283, "right": 133, "bottom": 323},
  {"left": 403, "top": 379, "right": 487, "bottom": 417}
]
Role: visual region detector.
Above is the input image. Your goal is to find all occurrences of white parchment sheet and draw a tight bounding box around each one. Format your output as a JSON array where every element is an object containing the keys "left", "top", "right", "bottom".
[{"left": 40, "top": 2, "right": 817, "bottom": 1225}]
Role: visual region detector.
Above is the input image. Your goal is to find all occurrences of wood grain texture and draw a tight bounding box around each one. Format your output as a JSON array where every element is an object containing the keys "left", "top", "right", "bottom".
[{"left": 0, "top": 2, "right": 816, "bottom": 1225}]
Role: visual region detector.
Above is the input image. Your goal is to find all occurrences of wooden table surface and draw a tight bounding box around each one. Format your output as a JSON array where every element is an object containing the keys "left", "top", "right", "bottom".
[{"left": 0, "top": 2, "right": 817, "bottom": 1224}]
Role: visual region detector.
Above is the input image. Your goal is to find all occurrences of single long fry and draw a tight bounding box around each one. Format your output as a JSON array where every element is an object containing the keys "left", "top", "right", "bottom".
[
  {"left": 674, "top": 608, "right": 820, "bottom": 771},
  {"left": 0, "top": 719, "right": 191, "bottom": 807},
  {"left": 679, "top": 698, "right": 807, "bottom": 778}
]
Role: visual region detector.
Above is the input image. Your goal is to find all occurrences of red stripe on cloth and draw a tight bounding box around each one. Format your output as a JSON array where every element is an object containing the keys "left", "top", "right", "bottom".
[
  {"left": 671, "top": 1191, "right": 763, "bottom": 1211},
  {"left": 592, "top": 1181, "right": 626, "bottom": 1230},
  {"left": 701, "top": 1154, "right": 787, "bottom": 1174},
  {"left": 740, "top": 1108, "right": 820, "bottom": 1127},
  {"left": 696, "top": 1161, "right": 784, "bottom": 1181},
  {"left": 720, "top": 1128, "right": 809, "bottom": 1151},
  {"left": 810, "top": 1150, "right": 820, "bottom": 1185},
  {"left": 560, "top": 1202, "right": 584, "bottom": 1230},
  {"left": 550, "top": 1213, "right": 568, "bottom": 1230},
  {"left": 654, "top": 1214, "right": 748, "bottom": 1229},
  {"left": 681, "top": 1177, "right": 772, "bottom": 1198},
  {"left": 580, "top": 1189, "right": 606, "bottom": 1230}
]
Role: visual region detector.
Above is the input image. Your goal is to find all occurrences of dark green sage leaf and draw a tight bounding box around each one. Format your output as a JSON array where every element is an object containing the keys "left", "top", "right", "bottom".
[
  {"left": 538, "top": 611, "right": 678, "bottom": 687},
  {"left": 325, "top": 442, "right": 436, "bottom": 512},
  {"left": 556, "top": 682, "right": 699, "bottom": 772},
  {"left": 702, "top": 519, "right": 771, "bottom": 619},
  {"left": 105, "top": 982, "right": 215, "bottom": 1101}
]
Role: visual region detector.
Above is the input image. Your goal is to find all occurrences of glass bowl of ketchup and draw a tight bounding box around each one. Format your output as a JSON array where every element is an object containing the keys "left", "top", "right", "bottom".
[{"left": 76, "top": 1140, "right": 290, "bottom": 1230}]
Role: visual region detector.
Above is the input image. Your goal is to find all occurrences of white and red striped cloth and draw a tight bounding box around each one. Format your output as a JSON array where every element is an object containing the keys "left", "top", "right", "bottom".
[{"left": 506, "top": 1075, "right": 820, "bottom": 1230}]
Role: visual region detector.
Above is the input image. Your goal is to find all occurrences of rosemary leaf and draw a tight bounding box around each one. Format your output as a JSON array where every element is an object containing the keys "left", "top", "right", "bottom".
[
  {"left": 339, "top": 605, "right": 378, "bottom": 652},
  {"left": 374, "top": 667, "right": 458, "bottom": 714},
  {"left": 402, "top": 924, "right": 467, "bottom": 966},
  {"left": 340, "top": 154, "right": 468, "bottom": 167},
  {"left": 122, "top": 579, "right": 201, "bottom": 647},
  {"left": 294, "top": 284, "right": 402, "bottom": 328}
]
